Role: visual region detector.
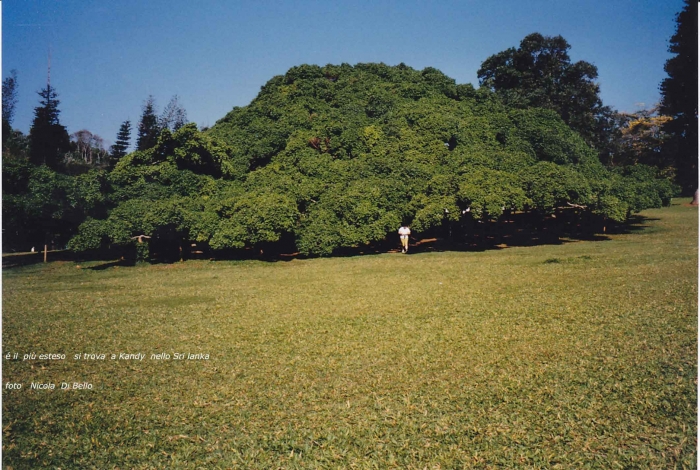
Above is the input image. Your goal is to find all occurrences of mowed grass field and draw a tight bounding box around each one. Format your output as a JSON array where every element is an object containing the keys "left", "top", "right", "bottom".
[{"left": 2, "top": 201, "right": 697, "bottom": 469}]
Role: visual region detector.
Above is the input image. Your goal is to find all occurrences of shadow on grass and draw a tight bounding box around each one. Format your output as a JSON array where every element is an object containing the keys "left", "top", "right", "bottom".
[
  {"left": 2, "top": 214, "right": 659, "bottom": 268},
  {"left": 612, "top": 214, "right": 660, "bottom": 234},
  {"left": 86, "top": 258, "right": 136, "bottom": 270},
  {"left": 222, "top": 212, "right": 656, "bottom": 261},
  {"left": 294, "top": 212, "right": 655, "bottom": 259},
  {"left": 2, "top": 247, "right": 136, "bottom": 270}
]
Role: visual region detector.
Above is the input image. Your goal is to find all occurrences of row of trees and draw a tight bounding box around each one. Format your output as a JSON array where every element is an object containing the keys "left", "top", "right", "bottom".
[
  {"left": 2, "top": 1, "right": 695, "bottom": 259},
  {"left": 1, "top": 74, "right": 190, "bottom": 251},
  {"left": 135, "top": 95, "right": 188, "bottom": 152},
  {"left": 1, "top": 78, "right": 187, "bottom": 174},
  {"left": 476, "top": 26, "right": 696, "bottom": 193}
]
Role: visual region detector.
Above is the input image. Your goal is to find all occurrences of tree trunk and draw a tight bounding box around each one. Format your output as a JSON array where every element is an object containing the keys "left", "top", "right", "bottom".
[{"left": 691, "top": 188, "right": 699, "bottom": 206}]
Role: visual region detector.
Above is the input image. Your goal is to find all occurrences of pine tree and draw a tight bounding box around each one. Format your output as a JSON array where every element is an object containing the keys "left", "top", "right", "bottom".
[
  {"left": 659, "top": 0, "right": 698, "bottom": 197},
  {"left": 110, "top": 120, "right": 132, "bottom": 163},
  {"left": 136, "top": 96, "right": 160, "bottom": 151},
  {"left": 28, "top": 84, "right": 70, "bottom": 169}
]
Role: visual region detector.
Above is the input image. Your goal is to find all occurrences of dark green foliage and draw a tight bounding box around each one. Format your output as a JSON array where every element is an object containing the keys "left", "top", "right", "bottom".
[
  {"left": 520, "top": 162, "right": 591, "bottom": 212},
  {"left": 136, "top": 96, "right": 160, "bottom": 151},
  {"left": 2, "top": 156, "right": 115, "bottom": 252},
  {"left": 2, "top": 128, "right": 29, "bottom": 160},
  {"left": 478, "top": 33, "right": 604, "bottom": 147},
  {"left": 28, "top": 84, "right": 70, "bottom": 170},
  {"left": 612, "top": 165, "right": 678, "bottom": 213},
  {"left": 68, "top": 125, "right": 244, "bottom": 258},
  {"left": 210, "top": 191, "right": 298, "bottom": 250},
  {"left": 456, "top": 168, "right": 528, "bottom": 218},
  {"left": 65, "top": 63, "right": 678, "bottom": 258},
  {"left": 660, "top": 0, "right": 698, "bottom": 195},
  {"left": 110, "top": 120, "right": 131, "bottom": 163},
  {"left": 115, "top": 124, "right": 239, "bottom": 179},
  {"left": 2, "top": 159, "right": 75, "bottom": 250}
]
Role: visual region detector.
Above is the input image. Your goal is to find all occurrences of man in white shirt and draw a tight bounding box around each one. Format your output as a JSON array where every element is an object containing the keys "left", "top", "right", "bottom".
[{"left": 398, "top": 225, "right": 411, "bottom": 253}]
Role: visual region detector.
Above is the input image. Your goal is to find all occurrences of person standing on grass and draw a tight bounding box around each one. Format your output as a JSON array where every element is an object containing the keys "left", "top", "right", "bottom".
[{"left": 398, "top": 224, "right": 411, "bottom": 253}]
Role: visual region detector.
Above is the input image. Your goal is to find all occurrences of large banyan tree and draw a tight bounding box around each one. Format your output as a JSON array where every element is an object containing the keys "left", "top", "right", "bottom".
[{"left": 68, "top": 63, "right": 677, "bottom": 259}]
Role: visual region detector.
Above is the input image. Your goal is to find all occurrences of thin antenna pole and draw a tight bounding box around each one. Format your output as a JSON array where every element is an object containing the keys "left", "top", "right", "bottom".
[{"left": 47, "top": 46, "right": 51, "bottom": 87}]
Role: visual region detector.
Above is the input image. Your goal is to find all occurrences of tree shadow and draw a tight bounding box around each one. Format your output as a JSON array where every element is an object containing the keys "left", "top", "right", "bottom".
[
  {"left": 97, "top": 212, "right": 663, "bottom": 264},
  {"left": 86, "top": 258, "right": 136, "bottom": 270},
  {"left": 264, "top": 212, "right": 657, "bottom": 260},
  {"left": 3, "top": 213, "right": 660, "bottom": 268},
  {"left": 2, "top": 246, "right": 137, "bottom": 270}
]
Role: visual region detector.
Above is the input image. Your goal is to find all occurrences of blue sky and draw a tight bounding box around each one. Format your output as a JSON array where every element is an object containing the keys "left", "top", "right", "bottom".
[{"left": 3, "top": 0, "right": 684, "bottom": 149}]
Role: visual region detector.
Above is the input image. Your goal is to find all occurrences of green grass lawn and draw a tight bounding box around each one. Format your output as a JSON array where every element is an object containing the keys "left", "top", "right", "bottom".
[{"left": 3, "top": 201, "right": 697, "bottom": 469}]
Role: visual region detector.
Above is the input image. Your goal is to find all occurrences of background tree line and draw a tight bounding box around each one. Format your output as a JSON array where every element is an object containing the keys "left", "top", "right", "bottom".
[
  {"left": 2, "top": 82, "right": 188, "bottom": 173},
  {"left": 2, "top": 1, "right": 695, "bottom": 259},
  {"left": 2, "top": 80, "right": 189, "bottom": 251}
]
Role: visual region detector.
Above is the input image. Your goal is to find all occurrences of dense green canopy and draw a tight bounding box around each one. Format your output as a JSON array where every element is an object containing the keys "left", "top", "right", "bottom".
[
  {"left": 477, "top": 33, "right": 604, "bottom": 146},
  {"left": 60, "top": 63, "right": 676, "bottom": 258}
]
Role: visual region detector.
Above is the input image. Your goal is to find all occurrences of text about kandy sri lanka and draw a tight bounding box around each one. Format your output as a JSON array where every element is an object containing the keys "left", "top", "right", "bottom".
[{"left": 4, "top": 351, "right": 210, "bottom": 391}]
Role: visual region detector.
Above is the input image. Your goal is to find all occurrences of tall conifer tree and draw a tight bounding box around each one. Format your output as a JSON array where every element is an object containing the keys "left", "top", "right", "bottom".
[
  {"left": 659, "top": 0, "right": 698, "bottom": 196},
  {"left": 136, "top": 96, "right": 160, "bottom": 151},
  {"left": 110, "top": 120, "right": 132, "bottom": 163},
  {"left": 28, "top": 84, "right": 70, "bottom": 169}
]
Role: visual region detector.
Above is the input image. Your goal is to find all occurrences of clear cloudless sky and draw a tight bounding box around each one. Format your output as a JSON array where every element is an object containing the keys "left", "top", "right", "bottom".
[{"left": 2, "top": 0, "right": 684, "bottom": 149}]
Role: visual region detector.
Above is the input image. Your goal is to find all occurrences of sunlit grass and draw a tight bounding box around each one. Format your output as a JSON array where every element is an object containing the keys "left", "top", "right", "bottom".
[{"left": 2, "top": 200, "right": 696, "bottom": 468}]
